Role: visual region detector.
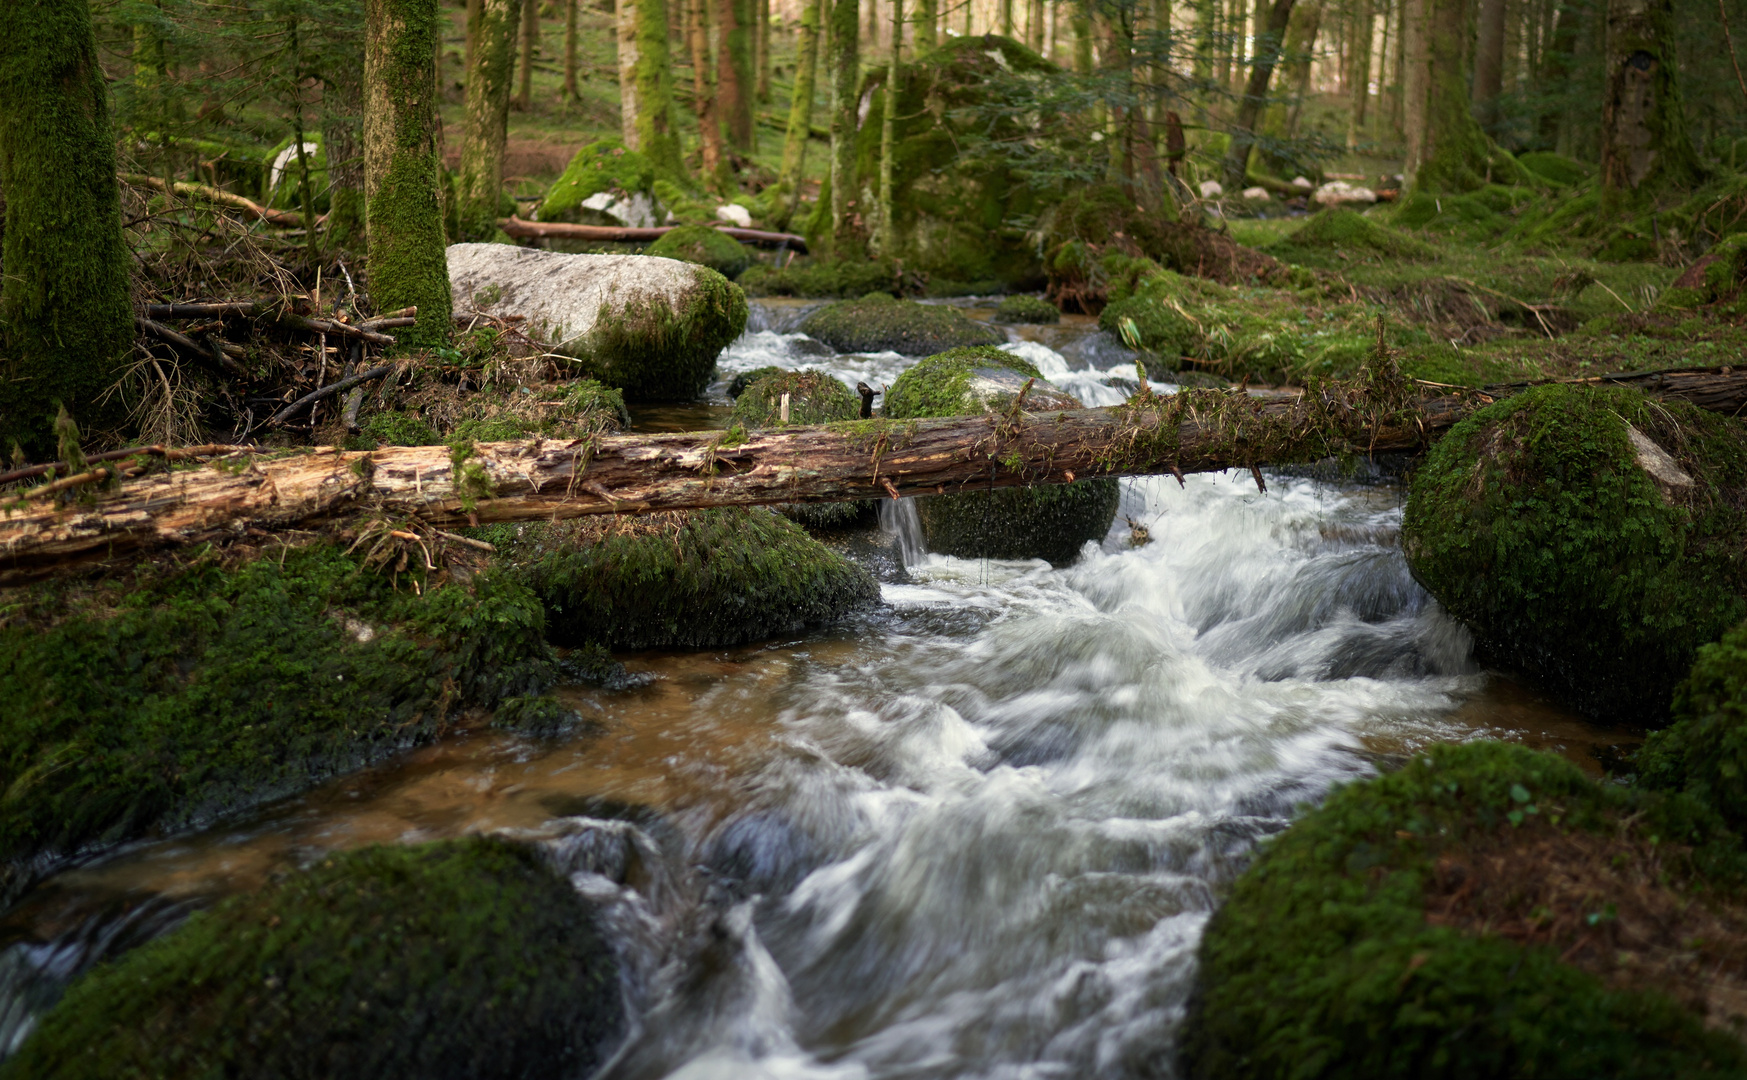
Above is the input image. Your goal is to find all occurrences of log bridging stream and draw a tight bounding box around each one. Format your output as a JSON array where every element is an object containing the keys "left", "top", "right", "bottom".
[{"left": 0, "top": 365, "right": 1741, "bottom": 585}]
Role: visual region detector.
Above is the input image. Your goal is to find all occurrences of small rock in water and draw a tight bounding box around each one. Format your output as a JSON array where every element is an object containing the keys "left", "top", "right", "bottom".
[
  {"left": 1313, "top": 181, "right": 1378, "bottom": 207},
  {"left": 1242, "top": 186, "right": 1272, "bottom": 201},
  {"left": 1290, "top": 176, "right": 1315, "bottom": 190},
  {"left": 715, "top": 203, "right": 753, "bottom": 228},
  {"left": 1198, "top": 180, "right": 1225, "bottom": 199}
]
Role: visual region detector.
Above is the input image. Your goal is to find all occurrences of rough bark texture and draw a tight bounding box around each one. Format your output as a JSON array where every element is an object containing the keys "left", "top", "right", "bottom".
[
  {"left": 1400, "top": 0, "right": 1428, "bottom": 179},
  {"left": 1472, "top": 0, "right": 1505, "bottom": 122},
  {"left": 619, "top": 0, "right": 684, "bottom": 176},
  {"left": 1222, "top": 0, "right": 1297, "bottom": 189},
  {"left": 827, "top": 0, "right": 860, "bottom": 253},
  {"left": 10, "top": 368, "right": 1744, "bottom": 584},
  {"left": 775, "top": 0, "right": 823, "bottom": 225},
  {"left": 322, "top": 63, "right": 367, "bottom": 250},
  {"left": 364, "top": 0, "right": 454, "bottom": 351},
  {"left": 1345, "top": 0, "right": 1372, "bottom": 150},
  {"left": 718, "top": 0, "right": 756, "bottom": 149},
  {"left": 686, "top": 0, "right": 727, "bottom": 187},
  {"left": 1599, "top": 0, "right": 1702, "bottom": 214},
  {"left": 1413, "top": 0, "right": 1522, "bottom": 191},
  {"left": 458, "top": 0, "right": 522, "bottom": 242},
  {"left": 515, "top": 0, "right": 538, "bottom": 110},
  {"left": 0, "top": 0, "right": 135, "bottom": 456}
]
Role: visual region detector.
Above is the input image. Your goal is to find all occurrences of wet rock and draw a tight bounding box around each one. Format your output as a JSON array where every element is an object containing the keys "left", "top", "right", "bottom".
[
  {"left": 495, "top": 508, "right": 878, "bottom": 650},
  {"left": 1185, "top": 741, "right": 1747, "bottom": 1078},
  {"left": 5, "top": 838, "right": 625, "bottom": 1079},
  {"left": 1637, "top": 619, "right": 1747, "bottom": 832},
  {"left": 1402, "top": 384, "right": 1747, "bottom": 725},
  {"left": 799, "top": 292, "right": 1003, "bottom": 356},
  {"left": 730, "top": 370, "right": 876, "bottom": 530},
  {"left": 883, "top": 346, "right": 1119, "bottom": 564},
  {"left": 1312, "top": 180, "right": 1377, "bottom": 207},
  {"left": 447, "top": 243, "right": 748, "bottom": 400},
  {"left": 646, "top": 223, "right": 754, "bottom": 280},
  {"left": 537, "top": 138, "right": 659, "bottom": 227},
  {"left": 993, "top": 294, "right": 1061, "bottom": 324}
]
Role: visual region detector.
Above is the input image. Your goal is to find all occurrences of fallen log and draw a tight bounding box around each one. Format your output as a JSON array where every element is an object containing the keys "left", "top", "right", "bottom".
[
  {"left": 497, "top": 215, "right": 810, "bottom": 253},
  {"left": 123, "top": 174, "right": 312, "bottom": 229},
  {"left": 1, "top": 365, "right": 1742, "bottom": 585}
]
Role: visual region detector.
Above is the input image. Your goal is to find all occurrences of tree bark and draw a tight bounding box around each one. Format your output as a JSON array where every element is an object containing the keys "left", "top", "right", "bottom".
[
  {"left": 877, "top": 0, "right": 901, "bottom": 255},
  {"left": 619, "top": 0, "right": 684, "bottom": 175},
  {"left": 686, "top": 0, "right": 728, "bottom": 187},
  {"left": 10, "top": 367, "right": 1747, "bottom": 583},
  {"left": 514, "top": 0, "right": 539, "bottom": 110},
  {"left": 828, "top": 0, "right": 861, "bottom": 253},
  {"left": 459, "top": 0, "right": 522, "bottom": 242},
  {"left": 563, "top": 0, "right": 580, "bottom": 100},
  {"left": 756, "top": 0, "right": 772, "bottom": 101},
  {"left": 322, "top": 58, "right": 367, "bottom": 250},
  {"left": 0, "top": 0, "right": 135, "bottom": 456},
  {"left": 1344, "top": 0, "right": 1371, "bottom": 150},
  {"left": 775, "top": 0, "right": 825, "bottom": 226},
  {"left": 1399, "top": 0, "right": 1429, "bottom": 182},
  {"left": 916, "top": 0, "right": 938, "bottom": 50},
  {"left": 1599, "top": 0, "right": 1702, "bottom": 216},
  {"left": 364, "top": 0, "right": 454, "bottom": 351},
  {"left": 1256, "top": 0, "right": 1319, "bottom": 173},
  {"left": 718, "top": 0, "right": 756, "bottom": 149},
  {"left": 1222, "top": 0, "right": 1296, "bottom": 189},
  {"left": 1413, "top": 0, "right": 1520, "bottom": 191},
  {"left": 1472, "top": 0, "right": 1505, "bottom": 126}
]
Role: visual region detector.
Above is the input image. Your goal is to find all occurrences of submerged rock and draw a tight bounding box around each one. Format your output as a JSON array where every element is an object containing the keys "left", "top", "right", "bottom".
[
  {"left": 646, "top": 223, "right": 754, "bottom": 280},
  {"left": 1185, "top": 741, "right": 1747, "bottom": 1078},
  {"left": 447, "top": 243, "right": 748, "bottom": 400},
  {"left": 1403, "top": 384, "right": 1747, "bottom": 725},
  {"left": 883, "top": 346, "right": 1119, "bottom": 564},
  {"left": 800, "top": 293, "right": 1003, "bottom": 356},
  {"left": 6, "top": 838, "right": 624, "bottom": 1079},
  {"left": 729, "top": 369, "right": 873, "bottom": 530}
]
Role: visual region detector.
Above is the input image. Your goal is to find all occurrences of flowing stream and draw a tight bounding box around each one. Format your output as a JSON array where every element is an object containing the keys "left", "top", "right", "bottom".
[{"left": 0, "top": 300, "right": 1635, "bottom": 1075}]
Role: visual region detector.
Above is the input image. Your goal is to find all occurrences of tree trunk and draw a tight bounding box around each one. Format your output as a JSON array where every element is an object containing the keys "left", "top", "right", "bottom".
[
  {"left": 1222, "top": 0, "right": 1296, "bottom": 188},
  {"left": 687, "top": 0, "right": 728, "bottom": 186},
  {"left": 718, "top": 0, "right": 756, "bottom": 149},
  {"left": 916, "top": 0, "right": 938, "bottom": 49},
  {"left": 563, "top": 0, "right": 580, "bottom": 100},
  {"left": 1472, "top": 0, "right": 1505, "bottom": 127},
  {"left": 0, "top": 0, "right": 135, "bottom": 455},
  {"left": 466, "top": 0, "right": 483, "bottom": 75},
  {"left": 364, "top": 0, "right": 454, "bottom": 351},
  {"left": 515, "top": 0, "right": 537, "bottom": 109},
  {"left": 775, "top": 0, "right": 824, "bottom": 225},
  {"left": 1001, "top": 0, "right": 1014, "bottom": 36},
  {"left": 756, "top": 0, "right": 772, "bottom": 101},
  {"left": 1345, "top": 0, "right": 1372, "bottom": 149},
  {"left": 1191, "top": 0, "right": 1217, "bottom": 121},
  {"left": 828, "top": 0, "right": 860, "bottom": 253},
  {"left": 877, "top": 0, "right": 901, "bottom": 255},
  {"left": 1073, "top": 6, "right": 1093, "bottom": 73},
  {"left": 1030, "top": 0, "right": 1045, "bottom": 50},
  {"left": 459, "top": 0, "right": 522, "bottom": 242},
  {"left": 620, "top": 0, "right": 685, "bottom": 175},
  {"left": 322, "top": 64, "right": 367, "bottom": 250},
  {"left": 1280, "top": 0, "right": 1320, "bottom": 136},
  {"left": 1413, "top": 0, "right": 1517, "bottom": 191},
  {"left": 1400, "top": 0, "right": 1429, "bottom": 180},
  {"left": 1599, "top": 0, "right": 1702, "bottom": 215},
  {"left": 1255, "top": 0, "right": 1319, "bottom": 174}
]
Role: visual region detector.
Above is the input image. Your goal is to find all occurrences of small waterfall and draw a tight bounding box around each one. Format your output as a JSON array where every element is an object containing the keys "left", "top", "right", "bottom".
[{"left": 878, "top": 497, "right": 927, "bottom": 568}]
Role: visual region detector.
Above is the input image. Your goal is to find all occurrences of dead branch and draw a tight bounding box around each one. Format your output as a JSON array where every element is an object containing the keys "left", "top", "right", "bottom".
[
  {"left": 266, "top": 364, "right": 395, "bottom": 427},
  {"left": 123, "top": 174, "right": 312, "bottom": 229},
  {"left": 497, "top": 216, "right": 810, "bottom": 253}
]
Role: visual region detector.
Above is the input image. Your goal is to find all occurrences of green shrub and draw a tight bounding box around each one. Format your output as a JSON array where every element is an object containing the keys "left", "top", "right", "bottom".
[
  {"left": 799, "top": 293, "right": 1004, "bottom": 355},
  {"left": 1402, "top": 384, "right": 1747, "bottom": 724},
  {"left": 4, "top": 838, "right": 622, "bottom": 1079},
  {"left": 647, "top": 224, "right": 754, "bottom": 279},
  {"left": 1639, "top": 620, "right": 1747, "bottom": 830}
]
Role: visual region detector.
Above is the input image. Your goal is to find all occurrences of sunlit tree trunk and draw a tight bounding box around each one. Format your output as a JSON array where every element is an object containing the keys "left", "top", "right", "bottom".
[
  {"left": 828, "top": 0, "right": 860, "bottom": 252},
  {"left": 0, "top": 0, "right": 133, "bottom": 453},
  {"left": 619, "top": 0, "right": 685, "bottom": 174},
  {"left": 459, "top": 0, "right": 520, "bottom": 241},
  {"left": 775, "top": 0, "right": 823, "bottom": 224},
  {"left": 364, "top": 0, "right": 453, "bottom": 350},
  {"left": 1599, "top": 0, "right": 1701, "bottom": 214},
  {"left": 1221, "top": 0, "right": 1295, "bottom": 188},
  {"left": 563, "top": 0, "right": 580, "bottom": 100},
  {"left": 917, "top": 0, "right": 938, "bottom": 49},
  {"left": 686, "top": 0, "right": 728, "bottom": 184},
  {"left": 718, "top": 0, "right": 755, "bottom": 149},
  {"left": 1472, "top": 0, "right": 1505, "bottom": 128},
  {"left": 465, "top": 0, "right": 482, "bottom": 74},
  {"left": 514, "top": 0, "right": 537, "bottom": 110},
  {"left": 1001, "top": 0, "right": 1014, "bottom": 36},
  {"left": 1190, "top": 0, "right": 1216, "bottom": 120},
  {"left": 1345, "top": 0, "right": 1371, "bottom": 149},
  {"left": 877, "top": 0, "right": 901, "bottom": 255},
  {"left": 1256, "top": 0, "right": 1319, "bottom": 173}
]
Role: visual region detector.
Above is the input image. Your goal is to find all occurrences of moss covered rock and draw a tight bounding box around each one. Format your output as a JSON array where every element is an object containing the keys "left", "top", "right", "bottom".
[
  {"left": 884, "top": 347, "right": 1119, "bottom": 564},
  {"left": 738, "top": 258, "right": 906, "bottom": 298},
  {"left": 646, "top": 224, "right": 754, "bottom": 279},
  {"left": 0, "top": 544, "right": 563, "bottom": 900},
  {"left": 801, "top": 293, "right": 1002, "bottom": 356},
  {"left": 4, "top": 837, "right": 622, "bottom": 1079},
  {"left": 1184, "top": 741, "right": 1747, "bottom": 1079},
  {"left": 1403, "top": 384, "right": 1747, "bottom": 724},
  {"left": 1639, "top": 620, "right": 1747, "bottom": 831},
  {"left": 499, "top": 507, "right": 877, "bottom": 650},
  {"left": 537, "top": 138, "right": 659, "bottom": 227},
  {"left": 993, "top": 295, "right": 1060, "bottom": 324},
  {"left": 729, "top": 370, "right": 873, "bottom": 529},
  {"left": 448, "top": 244, "right": 748, "bottom": 400}
]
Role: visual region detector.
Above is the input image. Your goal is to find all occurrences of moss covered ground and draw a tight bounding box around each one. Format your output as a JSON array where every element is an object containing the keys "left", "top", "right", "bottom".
[
  {"left": 4, "top": 837, "right": 622, "bottom": 1079},
  {"left": 800, "top": 293, "right": 1004, "bottom": 356},
  {"left": 1185, "top": 741, "right": 1747, "bottom": 1079}
]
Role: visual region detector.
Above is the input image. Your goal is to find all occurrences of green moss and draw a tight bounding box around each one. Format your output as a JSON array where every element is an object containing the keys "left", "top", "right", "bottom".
[
  {"left": 537, "top": 139, "right": 655, "bottom": 223},
  {"left": 738, "top": 258, "right": 905, "bottom": 298},
  {"left": 558, "top": 378, "right": 632, "bottom": 429},
  {"left": 1184, "top": 741, "right": 1747, "bottom": 1079},
  {"left": 0, "top": 544, "right": 558, "bottom": 897},
  {"left": 728, "top": 369, "right": 858, "bottom": 427},
  {"left": 503, "top": 508, "right": 877, "bottom": 650},
  {"left": 5, "top": 837, "right": 621, "bottom": 1079},
  {"left": 627, "top": 0, "right": 684, "bottom": 179},
  {"left": 728, "top": 365, "right": 786, "bottom": 397},
  {"left": 992, "top": 295, "right": 1060, "bottom": 324},
  {"left": 570, "top": 266, "right": 748, "bottom": 400},
  {"left": 0, "top": 0, "right": 135, "bottom": 455},
  {"left": 800, "top": 294, "right": 1003, "bottom": 356},
  {"left": 647, "top": 224, "right": 754, "bottom": 279},
  {"left": 882, "top": 346, "right": 1043, "bottom": 418},
  {"left": 357, "top": 409, "right": 442, "bottom": 447},
  {"left": 1277, "top": 208, "right": 1437, "bottom": 260},
  {"left": 1639, "top": 620, "right": 1747, "bottom": 831},
  {"left": 1391, "top": 190, "right": 1509, "bottom": 233},
  {"left": 1516, "top": 151, "right": 1594, "bottom": 187},
  {"left": 1402, "top": 384, "right": 1747, "bottom": 724}
]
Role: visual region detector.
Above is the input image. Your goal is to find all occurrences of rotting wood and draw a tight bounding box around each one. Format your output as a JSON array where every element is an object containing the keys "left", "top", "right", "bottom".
[
  {"left": 497, "top": 215, "right": 810, "bottom": 253},
  {"left": 2, "top": 365, "right": 1743, "bottom": 585}
]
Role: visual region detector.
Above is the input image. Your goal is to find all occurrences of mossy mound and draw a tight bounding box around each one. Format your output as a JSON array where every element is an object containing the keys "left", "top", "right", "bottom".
[
  {"left": 346, "top": 378, "right": 628, "bottom": 451},
  {"left": 885, "top": 348, "right": 1119, "bottom": 564},
  {"left": 1184, "top": 741, "right": 1747, "bottom": 1079},
  {"left": 1277, "top": 208, "right": 1437, "bottom": 260},
  {"left": 1639, "top": 620, "right": 1747, "bottom": 832},
  {"left": 0, "top": 544, "right": 563, "bottom": 900},
  {"left": 738, "top": 258, "right": 904, "bottom": 298},
  {"left": 646, "top": 224, "right": 754, "bottom": 280},
  {"left": 727, "top": 365, "right": 785, "bottom": 398},
  {"left": 1517, "top": 151, "right": 1594, "bottom": 187},
  {"left": 537, "top": 139, "right": 656, "bottom": 224},
  {"left": 501, "top": 508, "right": 878, "bottom": 650},
  {"left": 800, "top": 293, "right": 1003, "bottom": 355},
  {"left": 1403, "top": 384, "right": 1747, "bottom": 725},
  {"left": 1390, "top": 189, "right": 1511, "bottom": 233},
  {"left": 5, "top": 837, "right": 622, "bottom": 1079},
  {"left": 729, "top": 370, "right": 874, "bottom": 530},
  {"left": 993, "top": 294, "right": 1060, "bottom": 324},
  {"left": 1656, "top": 233, "right": 1747, "bottom": 313}
]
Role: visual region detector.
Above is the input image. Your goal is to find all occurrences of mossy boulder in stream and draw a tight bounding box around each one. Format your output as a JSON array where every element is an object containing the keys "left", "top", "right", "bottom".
[
  {"left": 646, "top": 224, "right": 754, "bottom": 279},
  {"left": 884, "top": 347, "right": 1119, "bottom": 565},
  {"left": 4, "top": 837, "right": 623, "bottom": 1079},
  {"left": 493, "top": 507, "right": 878, "bottom": 650},
  {"left": 1638, "top": 620, "right": 1747, "bottom": 832},
  {"left": 0, "top": 543, "right": 562, "bottom": 902},
  {"left": 1183, "top": 741, "right": 1747, "bottom": 1079},
  {"left": 993, "top": 295, "right": 1061, "bottom": 324},
  {"left": 800, "top": 293, "right": 1003, "bottom": 356},
  {"left": 1402, "top": 384, "right": 1747, "bottom": 725},
  {"left": 729, "top": 369, "right": 873, "bottom": 530}
]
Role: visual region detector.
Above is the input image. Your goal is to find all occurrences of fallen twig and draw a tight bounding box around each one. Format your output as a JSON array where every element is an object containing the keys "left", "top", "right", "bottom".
[{"left": 267, "top": 364, "right": 394, "bottom": 427}]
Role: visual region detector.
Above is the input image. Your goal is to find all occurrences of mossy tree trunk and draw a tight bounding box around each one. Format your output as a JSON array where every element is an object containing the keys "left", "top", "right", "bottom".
[
  {"left": 364, "top": 0, "right": 454, "bottom": 351},
  {"left": 755, "top": 0, "right": 772, "bottom": 101},
  {"left": 827, "top": 0, "right": 860, "bottom": 253},
  {"left": 718, "top": 0, "right": 756, "bottom": 150},
  {"left": 1191, "top": 0, "right": 1217, "bottom": 121},
  {"left": 323, "top": 62, "right": 368, "bottom": 250},
  {"left": 1221, "top": 0, "right": 1296, "bottom": 189},
  {"left": 1412, "top": 0, "right": 1521, "bottom": 191},
  {"left": 1472, "top": 0, "right": 1504, "bottom": 127},
  {"left": 1537, "top": 0, "right": 1580, "bottom": 149},
  {"left": 514, "top": 0, "right": 537, "bottom": 110},
  {"left": 1599, "top": 0, "right": 1702, "bottom": 215},
  {"left": 686, "top": 0, "right": 728, "bottom": 187},
  {"left": 618, "top": 0, "right": 685, "bottom": 177},
  {"left": 776, "top": 0, "right": 824, "bottom": 225},
  {"left": 1399, "top": 0, "right": 1429, "bottom": 180},
  {"left": 1072, "top": 5, "right": 1092, "bottom": 73},
  {"left": 1001, "top": 0, "right": 1014, "bottom": 36},
  {"left": 459, "top": 0, "right": 521, "bottom": 242},
  {"left": 0, "top": 0, "right": 134, "bottom": 454},
  {"left": 563, "top": 0, "right": 580, "bottom": 100},
  {"left": 1344, "top": 0, "right": 1371, "bottom": 149},
  {"left": 1256, "top": 0, "right": 1320, "bottom": 174},
  {"left": 876, "top": 0, "right": 900, "bottom": 255},
  {"left": 916, "top": 0, "right": 937, "bottom": 50}
]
